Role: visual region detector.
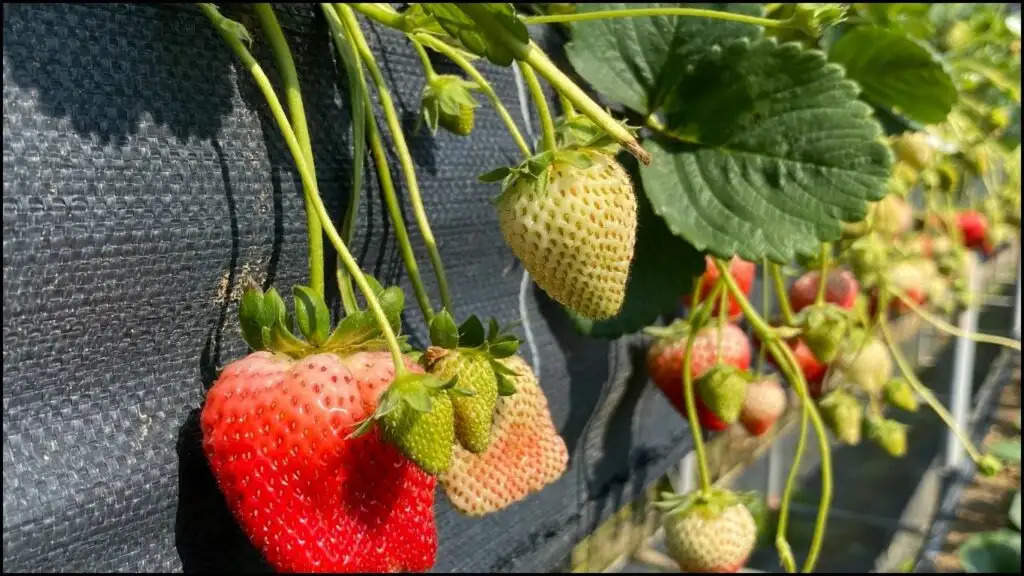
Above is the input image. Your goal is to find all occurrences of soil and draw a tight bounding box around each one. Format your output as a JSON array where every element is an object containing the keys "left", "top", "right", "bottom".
[{"left": 931, "top": 361, "right": 1021, "bottom": 572}]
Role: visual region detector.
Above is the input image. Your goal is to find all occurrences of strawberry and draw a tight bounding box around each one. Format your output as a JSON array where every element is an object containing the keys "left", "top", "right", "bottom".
[
  {"left": 425, "top": 348, "right": 498, "bottom": 453},
  {"left": 764, "top": 337, "right": 828, "bottom": 398},
  {"left": 883, "top": 378, "right": 919, "bottom": 412},
  {"left": 891, "top": 132, "right": 934, "bottom": 171},
  {"left": 696, "top": 397, "right": 731, "bottom": 431},
  {"left": 368, "top": 371, "right": 456, "bottom": 476},
  {"left": 870, "top": 194, "right": 914, "bottom": 237},
  {"left": 441, "top": 355, "right": 568, "bottom": 516},
  {"left": 420, "top": 74, "right": 479, "bottom": 136},
  {"left": 818, "top": 389, "right": 863, "bottom": 445},
  {"left": 647, "top": 322, "right": 751, "bottom": 417},
  {"left": 423, "top": 311, "right": 521, "bottom": 453},
  {"left": 794, "top": 304, "right": 851, "bottom": 364},
  {"left": 789, "top": 268, "right": 859, "bottom": 313},
  {"left": 658, "top": 489, "right": 757, "bottom": 572},
  {"left": 740, "top": 376, "right": 787, "bottom": 436},
  {"left": 957, "top": 210, "right": 989, "bottom": 250},
  {"left": 492, "top": 148, "right": 637, "bottom": 319},
  {"left": 337, "top": 350, "right": 424, "bottom": 414},
  {"left": 201, "top": 352, "right": 437, "bottom": 572},
  {"left": 696, "top": 364, "right": 750, "bottom": 424},
  {"left": 686, "top": 256, "right": 756, "bottom": 321},
  {"left": 834, "top": 336, "right": 892, "bottom": 396},
  {"left": 846, "top": 234, "right": 888, "bottom": 289},
  {"left": 879, "top": 259, "right": 930, "bottom": 315},
  {"left": 865, "top": 414, "right": 908, "bottom": 457}
]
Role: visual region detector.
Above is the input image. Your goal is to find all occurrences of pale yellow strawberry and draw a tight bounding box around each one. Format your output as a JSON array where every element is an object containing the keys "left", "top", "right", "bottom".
[{"left": 496, "top": 150, "right": 637, "bottom": 319}]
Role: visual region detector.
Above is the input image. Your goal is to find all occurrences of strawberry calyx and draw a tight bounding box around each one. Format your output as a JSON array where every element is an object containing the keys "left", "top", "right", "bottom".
[
  {"left": 420, "top": 74, "right": 480, "bottom": 136},
  {"left": 654, "top": 487, "right": 749, "bottom": 519},
  {"left": 426, "top": 308, "right": 521, "bottom": 395},
  {"left": 818, "top": 389, "right": 863, "bottom": 445},
  {"left": 237, "top": 275, "right": 411, "bottom": 360}
]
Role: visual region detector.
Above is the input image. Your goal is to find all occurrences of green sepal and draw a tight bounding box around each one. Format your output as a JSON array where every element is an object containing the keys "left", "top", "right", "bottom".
[
  {"left": 458, "top": 315, "right": 486, "bottom": 348},
  {"left": 293, "top": 285, "right": 330, "bottom": 346},
  {"left": 239, "top": 287, "right": 268, "bottom": 350},
  {"left": 429, "top": 308, "right": 460, "bottom": 349}
]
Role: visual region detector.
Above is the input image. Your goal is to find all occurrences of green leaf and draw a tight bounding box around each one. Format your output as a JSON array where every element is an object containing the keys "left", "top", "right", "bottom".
[
  {"left": 422, "top": 3, "right": 528, "bottom": 66},
  {"left": 262, "top": 288, "right": 287, "bottom": 328},
  {"left": 487, "top": 317, "right": 500, "bottom": 342},
  {"left": 479, "top": 166, "right": 512, "bottom": 182},
  {"left": 377, "top": 286, "right": 405, "bottom": 335},
  {"left": 989, "top": 440, "right": 1022, "bottom": 464},
  {"left": 495, "top": 372, "right": 517, "bottom": 396},
  {"left": 1011, "top": 492, "right": 1021, "bottom": 531},
  {"left": 957, "top": 530, "right": 1022, "bottom": 573},
  {"left": 571, "top": 178, "right": 704, "bottom": 338},
  {"left": 238, "top": 288, "right": 267, "bottom": 350},
  {"left": 429, "top": 308, "right": 460, "bottom": 349},
  {"left": 829, "top": 26, "right": 957, "bottom": 125},
  {"left": 293, "top": 285, "right": 329, "bottom": 346},
  {"left": 403, "top": 386, "right": 433, "bottom": 413},
  {"left": 458, "top": 315, "right": 486, "bottom": 348},
  {"left": 564, "top": 3, "right": 764, "bottom": 117},
  {"left": 641, "top": 39, "right": 892, "bottom": 261}
]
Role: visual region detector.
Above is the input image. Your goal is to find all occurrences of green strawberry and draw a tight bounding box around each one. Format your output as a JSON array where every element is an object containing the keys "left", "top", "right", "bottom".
[
  {"left": 865, "top": 415, "right": 908, "bottom": 457},
  {"left": 819, "top": 389, "right": 863, "bottom": 445},
  {"left": 426, "top": 347, "right": 498, "bottom": 453},
  {"left": 696, "top": 364, "right": 750, "bottom": 424},
  {"left": 420, "top": 74, "right": 479, "bottom": 136},
  {"left": 883, "top": 378, "right": 919, "bottom": 412},
  {"left": 354, "top": 372, "right": 456, "bottom": 475},
  {"left": 656, "top": 488, "right": 757, "bottom": 572},
  {"left": 488, "top": 148, "right": 637, "bottom": 320},
  {"left": 423, "top": 310, "right": 521, "bottom": 453},
  {"left": 795, "top": 304, "right": 850, "bottom": 364}
]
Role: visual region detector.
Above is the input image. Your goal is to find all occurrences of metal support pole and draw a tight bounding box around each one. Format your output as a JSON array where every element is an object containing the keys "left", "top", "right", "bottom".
[
  {"left": 945, "top": 252, "right": 980, "bottom": 470},
  {"left": 766, "top": 429, "right": 784, "bottom": 508},
  {"left": 1013, "top": 244, "right": 1021, "bottom": 339},
  {"left": 678, "top": 451, "right": 697, "bottom": 494}
]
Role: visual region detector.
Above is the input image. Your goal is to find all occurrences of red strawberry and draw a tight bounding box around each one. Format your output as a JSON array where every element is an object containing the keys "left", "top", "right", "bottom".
[
  {"left": 740, "top": 376, "right": 787, "bottom": 436},
  {"left": 957, "top": 210, "right": 988, "bottom": 250},
  {"left": 788, "top": 268, "right": 859, "bottom": 313},
  {"left": 686, "top": 256, "right": 756, "bottom": 321},
  {"left": 757, "top": 335, "right": 827, "bottom": 398},
  {"left": 337, "top": 350, "right": 423, "bottom": 414},
  {"left": 696, "top": 397, "right": 730, "bottom": 431},
  {"left": 201, "top": 352, "right": 437, "bottom": 572},
  {"left": 647, "top": 323, "right": 752, "bottom": 417}
]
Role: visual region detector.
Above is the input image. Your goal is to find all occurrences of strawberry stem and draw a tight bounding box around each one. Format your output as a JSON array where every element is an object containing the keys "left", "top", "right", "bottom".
[
  {"left": 253, "top": 5, "right": 325, "bottom": 300},
  {"left": 757, "top": 260, "right": 769, "bottom": 372},
  {"left": 321, "top": 3, "right": 365, "bottom": 315},
  {"left": 348, "top": 2, "right": 405, "bottom": 29},
  {"left": 409, "top": 37, "right": 438, "bottom": 82},
  {"left": 412, "top": 32, "right": 532, "bottom": 157},
  {"left": 202, "top": 3, "right": 407, "bottom": 375},
  {"left": 521, "top": 7, "right": 789, "bottom": 29},
  {"left": 457, "top": 4, "right": 649, "bottom": 164},
  {"left": 340, "top": 5, "right": 453, "bottom": 315},
  {"left": 520, "top": 63, "right": 557, "bottom": 153},
  {"left": 879, "top": 312, "right": 988, "bottom": 464},
  {"left": 682, "top": 275, "right": 721, "bottom": 495},
  {"left": 889, "top": 284, "right": 1021, "bottom": 351},
  {"left": 714, "top": 258, "right": 833, "bottom": 573},
  {"left": 769, "top": 262, "right": 796, "bottom": 325},
  {"left": 716, "top": 284, "right": 728, "bottom": 361},
  {"left": 815, "top": 243, "right": 830, "bottom": 306}
]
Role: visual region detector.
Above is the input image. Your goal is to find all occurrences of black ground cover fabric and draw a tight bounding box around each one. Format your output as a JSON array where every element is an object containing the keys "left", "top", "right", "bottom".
[{"left": 2, "top": 4, "right": 692, "bottom": 572}]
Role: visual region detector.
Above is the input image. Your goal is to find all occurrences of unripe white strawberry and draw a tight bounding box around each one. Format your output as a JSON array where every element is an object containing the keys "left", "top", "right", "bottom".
[
  {"left": 496, "top": 150, "right": 637, "bottom": 319},
  {"left": 661, "top": 491, "right": 757, "bottom": 573}
]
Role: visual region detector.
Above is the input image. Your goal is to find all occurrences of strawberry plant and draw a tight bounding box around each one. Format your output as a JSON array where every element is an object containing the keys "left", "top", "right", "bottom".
[{"left": 183, "top": 2, "right": 1020, "bottom": 573}]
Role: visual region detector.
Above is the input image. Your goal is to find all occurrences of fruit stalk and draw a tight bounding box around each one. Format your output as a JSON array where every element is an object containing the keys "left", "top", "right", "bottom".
[
  {"left": 682, "top": 276, "right": 722, "bottom": 495},
  {"left": 879, "top": 316, "right": 989, "bottom": 465},
  {"left": 715, "top": 258, "right": 833, "bottom": 573},
  {"left": 201, "top": 3, "right": 406, "bottom": 374},
  {"left": 522, "top": 7, "right": 788, "bottom": 29},
  {"left": 889, "top": 285, "right": 1021, "bottom": 351},
  {"left": 253, "top": 4, "right": 325, "bottom": 299},
  {"left": 321, "top": 2, "right": 365, "bottom": 314},
  {"left": 456, "top": 4, "right": 648, "bottom": 164},
  {"left": 520, "top": 63, "right": 556, "bottom": 153},
  {"left": 412, "top": 33, "right": 531, "bottom": 156},
  {"left": 339, "top": 5, "right": 453, "bottom": 314},
  {"left": 409, "top": 37, "right": 438, "bottom": 81},
  {"left": 769, "top": 262, "right": 796, "bottom": 325},
  {"left": 815, "top": 243, "right": 830, "bottom": 306}
]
